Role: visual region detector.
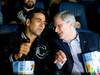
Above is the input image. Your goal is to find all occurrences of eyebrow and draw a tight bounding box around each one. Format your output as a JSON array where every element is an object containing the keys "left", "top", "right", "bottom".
[{"left": 36, "top": 18, "right": 46, "bottom": 23}]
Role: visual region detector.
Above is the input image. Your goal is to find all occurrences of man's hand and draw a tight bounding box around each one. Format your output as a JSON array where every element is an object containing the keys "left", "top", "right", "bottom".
[
  {"left": 14, "top": 43, "right": 31, "bottom": 60},
  {"left": 54, "top": 50, "right": 67, "bottom": 64}
]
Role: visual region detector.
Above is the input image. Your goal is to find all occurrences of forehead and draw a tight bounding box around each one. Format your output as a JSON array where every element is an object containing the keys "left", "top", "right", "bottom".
[
  {"left": 54, "top": 17, "right": 64, "bottom": 25},
  {"left": 33, "top": 13, "right": 46, "bottom": 20}
]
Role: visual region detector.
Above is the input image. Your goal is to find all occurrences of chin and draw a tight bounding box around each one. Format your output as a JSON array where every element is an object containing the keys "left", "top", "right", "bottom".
[
  {"left": 60, "top": 35, "right": 65, "bottom": 40},
  {"left": 59, "top": 36, "right": 63, "bottom": 40},
  {"left": 37, "top": 33, "right": 41, "bottom": 35},
  {"left": 37, "top": 34, "right": 41, "bottom": 36}
]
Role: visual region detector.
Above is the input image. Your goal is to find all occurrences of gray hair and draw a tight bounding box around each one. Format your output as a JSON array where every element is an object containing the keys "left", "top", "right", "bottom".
[{"left": 53, "top": 11, "right": 76, "bottom": 28}]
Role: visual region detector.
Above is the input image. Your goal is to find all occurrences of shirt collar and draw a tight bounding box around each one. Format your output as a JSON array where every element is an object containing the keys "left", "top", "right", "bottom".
[
  {"left": 21, "top": 31, "right": 40, "bottom": 41},
  {"left": 21, "top": 31, "right": 29, "bottom": 40}
]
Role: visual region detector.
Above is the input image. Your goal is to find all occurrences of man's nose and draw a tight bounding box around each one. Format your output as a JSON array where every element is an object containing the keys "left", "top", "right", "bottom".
[
  {"left": 55, "top": 27, "right": 59, "bottom": 32},
  {"left": 40, "top": 21, "right": 45, "bottom": 27}
]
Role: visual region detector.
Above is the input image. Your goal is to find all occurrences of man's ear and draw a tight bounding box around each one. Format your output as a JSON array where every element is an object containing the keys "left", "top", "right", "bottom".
[
  {"left": 69, "top": 21, "right": 73, "bottom": 27},
  {"left": 26, "top": 19, "right": 30, "bottom": 26}
]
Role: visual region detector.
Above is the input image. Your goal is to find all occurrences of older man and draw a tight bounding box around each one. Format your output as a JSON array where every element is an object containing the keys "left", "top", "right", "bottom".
[{"left": 47, "top": 11, "right": 100, "bottom": 75}]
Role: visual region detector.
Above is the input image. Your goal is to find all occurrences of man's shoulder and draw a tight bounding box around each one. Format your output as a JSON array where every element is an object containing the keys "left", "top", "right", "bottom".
[
  {"left": 79, "top": 32, "right": 99, "bottom": 37},
  {"left": 9, "top": 6, "right": 24, "bottom": 13},
  {"left": 79, "top": 32, "right": 100, "bottom": 40}
]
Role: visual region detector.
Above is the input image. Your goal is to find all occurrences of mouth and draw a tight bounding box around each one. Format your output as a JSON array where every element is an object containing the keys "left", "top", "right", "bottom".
[
  {"left": 38, "top": 28, "right": 42, "bottom": 31},
  {"left": 28, "top": 1, "right": 33, "bottom": 4},
  {"left": 58, "top": 32, "right": 62, "bottom": 36}
]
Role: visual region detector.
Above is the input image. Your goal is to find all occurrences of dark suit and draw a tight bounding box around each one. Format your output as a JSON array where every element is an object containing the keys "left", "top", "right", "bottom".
[{"left": 48, "top": 32, "right": 100, "bottom": 74}]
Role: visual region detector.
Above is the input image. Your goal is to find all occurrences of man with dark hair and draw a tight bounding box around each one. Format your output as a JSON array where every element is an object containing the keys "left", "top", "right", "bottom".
[
  {"left": 8, "top": 0, "right": 46, "bottom": 25},
  {"left": 0, "top": 9, "right": 50, "bottom": 74},
  {"left": 75, "top": 16, "right": 81, "bottom": 29}
]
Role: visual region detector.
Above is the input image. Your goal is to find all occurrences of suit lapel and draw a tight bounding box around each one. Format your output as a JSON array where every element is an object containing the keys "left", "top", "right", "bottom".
[
  {"left": 78, "top": 33, "right": 88, "bottom": 72},
  {"left": 79, "top": 33, "right": 88, "bottom": 53},
  {"left": 59, "top": 40, "right": 73, "bottom": 62}
]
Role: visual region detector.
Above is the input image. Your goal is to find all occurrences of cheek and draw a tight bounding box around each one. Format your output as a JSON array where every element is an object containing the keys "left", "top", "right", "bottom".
[
  {"left": 62, "top": 25, "right": 68, "bottom": 31},
  {"left": 29, "top": 24, "right": 36, "bottom": 30},
  {"left": 24, "top": 0, "right": 27, "bottom": 3},
  {"left": 43, "top": 25, "right": 45, "bottom": 29},
  {"left": 29, "top": 26, "right": 35, "bottom": 31},
  {"left": 76, "top": 24, "right": 81, "bottom": 28},
  {"left": 63, "top": 26, "right": 69, "bottom": 34},
  {"left": 33, "top": 0, "right": 36, "bottom": 3}
]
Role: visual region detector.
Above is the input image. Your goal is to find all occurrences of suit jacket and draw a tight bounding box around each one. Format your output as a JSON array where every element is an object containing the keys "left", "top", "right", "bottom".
[{"left": 48, "top": 32, "right": 100, "bottom": 74}]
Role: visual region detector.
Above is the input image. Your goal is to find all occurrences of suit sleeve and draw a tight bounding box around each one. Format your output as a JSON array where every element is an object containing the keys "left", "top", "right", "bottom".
[{"left": 98, "top": 35, "right": 100, "bottom": 50}]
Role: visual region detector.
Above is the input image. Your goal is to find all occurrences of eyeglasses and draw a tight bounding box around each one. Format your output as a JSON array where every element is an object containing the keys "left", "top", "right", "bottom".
[{"left": 52, "top": 21, "right": 70, "bottom": 30}]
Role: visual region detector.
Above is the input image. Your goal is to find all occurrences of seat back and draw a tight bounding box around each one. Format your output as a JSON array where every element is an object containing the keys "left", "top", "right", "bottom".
[
  {"left": 15, "top": 0, "right": 20, "bottom": 8},
  {"left": 0, "top": 24, "right": 19, "bottom": 34},
  {"left": 76, "top": 29, "right": 93, "bottom": 33},
  {"left": 35, "top": 1, "right": 45, "bottom": 9},
  {"left": 98, "top": 6, "right": 100, "bottom": 13},
  {"left": 0, "top": 12, "right": 3, "bottom": 25},
  {"left": 77, "top": 0, "right": 98, "bottom": 11},
  {"left": 0, "top": 0, "right": 3, "bottom": 25},
  {"left": 15, "top": 0, "right": 45, "bottom": 9},
  {"left": 58, "top": 1, "right": 88, "bottom": 30}
]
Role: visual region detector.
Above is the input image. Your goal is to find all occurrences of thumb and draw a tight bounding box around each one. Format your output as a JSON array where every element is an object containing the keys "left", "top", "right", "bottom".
[
  {"left": 54, "top": 60, "right": 57, "bottom": 64},
  {"left": 26, "top": 42, "right": 31, "bottom": 46}
]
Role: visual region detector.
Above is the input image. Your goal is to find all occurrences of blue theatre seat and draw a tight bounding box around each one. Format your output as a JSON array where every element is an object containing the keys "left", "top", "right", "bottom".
[
  {"left": 58, "top": 1, "right": 88, "bottom": 30},
  {"left": 0, "top": 24, "right": 19, "bottom": 34}
]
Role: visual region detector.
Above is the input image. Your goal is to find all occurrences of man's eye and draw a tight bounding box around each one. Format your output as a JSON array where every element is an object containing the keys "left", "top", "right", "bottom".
[
  {"left": 37, "top": 19, "right": 41, "bottom": 22},
  {"left": 44, "top": 22, "right": 47, "bottom": 25},
  {"left": 58, "top": 25, "right": 61, "bottom": 27}
]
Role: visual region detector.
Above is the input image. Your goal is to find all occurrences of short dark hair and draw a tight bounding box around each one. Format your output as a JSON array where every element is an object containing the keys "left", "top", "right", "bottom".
[
  {"left": 75, "top": 16, "right": 81, "bottom": 24},
  {"left": 26, "top": 8, "right": 47, "bottom": 22},
  {"left": 17, "top": 8, "right": 47, "bottom": 32}
]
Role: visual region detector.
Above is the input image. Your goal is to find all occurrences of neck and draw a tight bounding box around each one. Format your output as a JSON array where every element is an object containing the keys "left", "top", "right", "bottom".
[
  {"left": 23, "top": 6, "right": 35, "bottom": 12},
  {"left": 29, "top": 36, "right": 37, "bottom": 48},
  {"left": 24, "top": 30, "right": 37, "bottom": 43},
  {"left": 66, "top": 29, "right": 77, "bottom": 42}
]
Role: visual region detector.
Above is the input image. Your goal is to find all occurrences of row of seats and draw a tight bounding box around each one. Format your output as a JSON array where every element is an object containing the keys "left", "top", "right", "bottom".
[{"left": 0, "top": 0, "right": 98, "bottom": 34}]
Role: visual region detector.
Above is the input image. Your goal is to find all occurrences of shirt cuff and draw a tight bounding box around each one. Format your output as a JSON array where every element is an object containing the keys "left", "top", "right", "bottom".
[
  {"left": 56, "top": 62, "right": 65, "bottom": 69},
  {"left": 9, "top": 53, "right": 14, "bottom": 62},
  {"left": 9, "top": 53, "right": 17, "bottom": 62}
]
